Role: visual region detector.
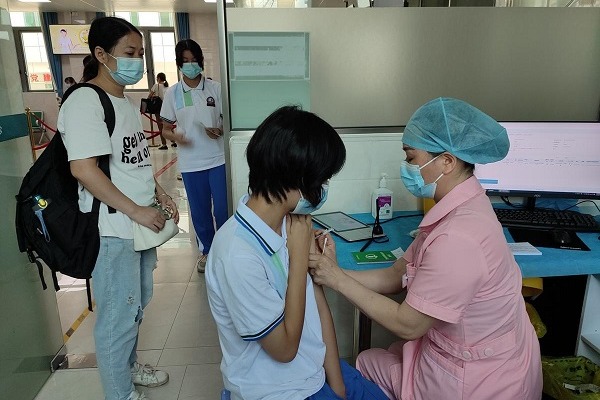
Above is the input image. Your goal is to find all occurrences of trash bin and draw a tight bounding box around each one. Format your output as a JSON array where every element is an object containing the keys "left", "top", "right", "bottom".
[{"left": 542, "top": 356, "right": 600, "bottom": 400}]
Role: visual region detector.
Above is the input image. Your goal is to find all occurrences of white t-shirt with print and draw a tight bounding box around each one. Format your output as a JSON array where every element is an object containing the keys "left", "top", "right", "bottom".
[
  {"left": 58, "top": 87, "right": 155, "bottom": 239},
  {"left": 160, "top": 77, "right": 224, "bottom": 173}
]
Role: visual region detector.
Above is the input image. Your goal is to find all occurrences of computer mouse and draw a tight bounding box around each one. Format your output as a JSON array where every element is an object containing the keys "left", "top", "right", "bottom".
[{"left": 552, "top": 230, "right": 571, "bottom": 245}]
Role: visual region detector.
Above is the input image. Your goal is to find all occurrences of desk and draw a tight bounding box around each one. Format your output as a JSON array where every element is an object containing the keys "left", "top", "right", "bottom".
[{"left": 332, "top": 212, "right": 600, "bottom": 363}]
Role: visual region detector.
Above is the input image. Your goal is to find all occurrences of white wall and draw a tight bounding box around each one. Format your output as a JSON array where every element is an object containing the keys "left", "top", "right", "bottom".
[
  {"left": 229, "top": 133, "right": 421, "bottom": 215},
  {"left": 189, "top": 13, "right": 221, "bottom": 82}
]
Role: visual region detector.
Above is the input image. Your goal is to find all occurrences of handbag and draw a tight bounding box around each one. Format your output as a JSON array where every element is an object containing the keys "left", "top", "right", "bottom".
[
  {"left": 133, "top": 201, "right": 179, "bottom": 251},
  {"left": 140, "top": 97, "right": 162, "bottom": 114}
]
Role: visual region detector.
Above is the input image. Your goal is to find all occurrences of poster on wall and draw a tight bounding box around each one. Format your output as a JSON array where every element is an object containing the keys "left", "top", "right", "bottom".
[
  {"left": 49, "top": 25, "right": 90, "bottom": 54},
  {"left": 229, "top": 32, "right": 309, "bottom": 80},
  {"left": 228, "top": 32, "right": 310, "bottom": 129}
]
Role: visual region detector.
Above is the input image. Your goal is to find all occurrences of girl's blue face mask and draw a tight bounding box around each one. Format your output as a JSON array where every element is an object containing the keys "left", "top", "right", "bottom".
[
  {"left": 180, "top": 62, "right": 203, "bottom": 79},
  {"left": 292, "top": 183, "right": 329, "bottom": 214},
  {"left": 400, "top": 155, "right": 444, "bottom": 199},
  {"left": 104, "top": 53, "right": 144, "bottom": 86}
]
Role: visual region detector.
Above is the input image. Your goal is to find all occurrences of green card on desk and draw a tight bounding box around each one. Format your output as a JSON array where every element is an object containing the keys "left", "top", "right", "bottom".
[{"left": 352, "top": 250, "right": 397, "bottom": 264}]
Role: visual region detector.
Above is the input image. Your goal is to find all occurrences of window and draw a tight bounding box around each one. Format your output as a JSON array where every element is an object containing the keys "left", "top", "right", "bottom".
[
  {"left": 149, "top": 31, "right": 178, "bottom": 89},
  {"left": 124, "top": 28, "right": 177, "bottom": 91},
  {"left": 18, "top": 31, "right": 54, "bottom": 91},
  {"left": 12, "top": 12, "right": 52, "bottom": 92},
  {"left": 112, "top": 12, "right": 176, "bottom": 91},
  {"left": 9, "top": 12, "right": 41, "bottom": 27},
  {"left": 114, "top": 12, "right": 173, "bottom": 27}
]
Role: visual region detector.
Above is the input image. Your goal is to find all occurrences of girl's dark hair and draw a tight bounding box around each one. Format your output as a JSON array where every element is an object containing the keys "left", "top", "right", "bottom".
[
  {"left": 157, "top": 72, "right": 168, "bottom": 87},
  {"left": 247, "top": 106, "right": 346, "bottom": 206},
  {"left": 175, "top": 39, "right": 204, "bottom": 69},
  {"left": 82, "top": 17, "right": 142, "bottom": 82}
]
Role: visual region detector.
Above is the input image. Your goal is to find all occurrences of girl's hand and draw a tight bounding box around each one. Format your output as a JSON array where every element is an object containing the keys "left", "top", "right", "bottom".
[
  {"left": 205, "top": 127, "right": 222, "bottom": 140},
  {"left": 157, "top": 194, "right": 179, "bottom": 224},
  {"left": 131, "top": 205, "right": 165, "bottom": 233},
  {"left": 286, "top": 214, "right": 313, "bottom": 272}
]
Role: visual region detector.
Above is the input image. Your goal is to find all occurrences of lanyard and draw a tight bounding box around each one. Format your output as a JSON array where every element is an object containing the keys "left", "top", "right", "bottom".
[
  {"left": 271, "top": 252, "right": 287, "bottom": 281},
  {"left": 270, "top": 252, "right": 288, "bottom": 298}
]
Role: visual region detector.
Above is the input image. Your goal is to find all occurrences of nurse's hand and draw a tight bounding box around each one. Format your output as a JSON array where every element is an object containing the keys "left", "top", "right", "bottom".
[
  {"left": 308, "top": 253, "right": 345, "bottom": 291},
  {"left": 286, "top": 214, "right": 313, "bottom": 272},
  {"left": 314, "top": 231, "right": 337, "bottom": 261},
  {"left": 205, "top": 127, "right": 222, "bottom": 140}
]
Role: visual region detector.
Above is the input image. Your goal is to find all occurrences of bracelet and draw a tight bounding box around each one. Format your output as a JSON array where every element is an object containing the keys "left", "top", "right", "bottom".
[{"left": 157, "top": 193, "right": 172, "bottom": 200}]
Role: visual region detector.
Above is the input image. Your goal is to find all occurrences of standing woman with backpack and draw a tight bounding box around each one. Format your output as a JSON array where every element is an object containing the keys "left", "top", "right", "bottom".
[{"left": 59, "top": 17, "right": 178, "bottom": 400}]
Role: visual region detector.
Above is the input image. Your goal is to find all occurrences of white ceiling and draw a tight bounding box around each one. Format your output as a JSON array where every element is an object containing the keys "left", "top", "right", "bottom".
[{"left": 6, "top": 0, "right": 218, "bottom": 13}]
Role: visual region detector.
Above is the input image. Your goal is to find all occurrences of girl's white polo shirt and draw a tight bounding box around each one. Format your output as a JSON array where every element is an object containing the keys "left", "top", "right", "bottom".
[
  {"left": 205, "top": 195, "right": 326, "bottom": 400},
  {"left": 160, "top": 77, "right": 224, "bottom": 173}
]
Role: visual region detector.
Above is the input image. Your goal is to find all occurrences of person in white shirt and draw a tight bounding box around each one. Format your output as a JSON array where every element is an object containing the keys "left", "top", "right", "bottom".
[
  {"left": 58, "top": 17, "right": 178, "bottom": 400},
  {"left": 160, "top": 39, "right": 226, "bottom": 273},
  {"left": 147, "top": 72, "right": 173, "bottom": 150}
]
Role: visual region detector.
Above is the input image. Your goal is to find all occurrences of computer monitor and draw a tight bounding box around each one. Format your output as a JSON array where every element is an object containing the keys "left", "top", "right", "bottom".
[{"left": 474, "top": 122, "right": 600, "bottom": 210}]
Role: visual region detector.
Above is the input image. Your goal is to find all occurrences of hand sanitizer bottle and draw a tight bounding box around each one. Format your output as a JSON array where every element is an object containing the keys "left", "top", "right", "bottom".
[{"left": 371, "top": 173, "right": 393, "bottom": 220}]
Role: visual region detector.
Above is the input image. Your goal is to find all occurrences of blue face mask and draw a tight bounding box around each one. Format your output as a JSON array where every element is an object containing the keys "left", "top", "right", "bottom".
[
  {"left": 400, "top": 156, "right": 444, "bottom": 199},
  {"left": 180, "top": 62, "right": 203, "bottom": 79},
  {"left": 292, "top": 184, "right": 329, "bottom": 214},
  {"left": 104, "top": 53, "right": 144, "bottom": 86}
]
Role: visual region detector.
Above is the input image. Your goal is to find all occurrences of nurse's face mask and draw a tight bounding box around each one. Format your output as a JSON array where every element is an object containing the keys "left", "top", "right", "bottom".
[
  {"left": 400, "top": 154, "right": 444, "bottom": 199},
  {"left": 291, "top": 183, "right": 329, "bottom": 214}
]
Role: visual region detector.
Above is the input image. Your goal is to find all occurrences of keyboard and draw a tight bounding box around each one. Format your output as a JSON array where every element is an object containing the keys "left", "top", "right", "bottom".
[{"left": 493, "top": 208, "right": 600, "bottom": 232}]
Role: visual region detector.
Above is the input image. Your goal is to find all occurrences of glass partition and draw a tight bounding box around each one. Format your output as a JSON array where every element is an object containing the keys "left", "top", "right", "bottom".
[
  {"left": 0, "top": 4, "right": 64, "bottom": 399},
  {"left": 223, "top": 8, "right": 600, "bottom": 130}
]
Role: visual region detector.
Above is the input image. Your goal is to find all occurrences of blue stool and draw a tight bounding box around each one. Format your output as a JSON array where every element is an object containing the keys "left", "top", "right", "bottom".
[{"left": 220, "top": 389, "right": 231, "bottom": 400}]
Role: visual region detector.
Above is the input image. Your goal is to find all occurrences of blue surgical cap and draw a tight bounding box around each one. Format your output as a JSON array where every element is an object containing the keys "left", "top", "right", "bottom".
[{"left": 402, "top": 97, "right": 509, "bottom": 165}]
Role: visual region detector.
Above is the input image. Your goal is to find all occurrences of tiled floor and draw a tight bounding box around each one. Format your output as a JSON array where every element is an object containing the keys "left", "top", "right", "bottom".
[
  {"left": 35, "top": 146, "right": 224, "bottom": 400},
  {"left": 34, "top": 145, "right": 398, "bottom": 400}
]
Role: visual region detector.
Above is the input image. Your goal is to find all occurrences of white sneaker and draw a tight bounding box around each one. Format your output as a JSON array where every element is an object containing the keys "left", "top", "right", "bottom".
[
  {"left": 129, "top": 390, "right": 148, "bottom": 400},
  {"left": 131, "top": 362, "right": 169, "bottom": 388},
  {"left": 196, "top": 254, "right": 207, "bottom": 273}
]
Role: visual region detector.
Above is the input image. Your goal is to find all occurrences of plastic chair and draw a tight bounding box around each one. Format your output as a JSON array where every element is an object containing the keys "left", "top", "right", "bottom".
[{"left": 220, "top": 389, "right": 231, "bottom": 400}]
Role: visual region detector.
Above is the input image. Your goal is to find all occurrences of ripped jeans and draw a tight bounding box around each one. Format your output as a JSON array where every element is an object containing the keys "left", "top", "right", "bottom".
[{"left": 92, "top": 237, "right": 157, "bottom": 400}]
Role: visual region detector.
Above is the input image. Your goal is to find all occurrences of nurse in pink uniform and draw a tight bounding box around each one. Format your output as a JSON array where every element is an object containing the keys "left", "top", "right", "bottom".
[{"left": 309, "top": 98, "right": 543, "bottom": 400}]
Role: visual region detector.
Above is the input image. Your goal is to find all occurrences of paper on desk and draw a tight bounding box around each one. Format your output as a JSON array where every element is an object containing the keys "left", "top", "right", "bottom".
[
  {"left": 508, "top": 242, "right": 542, "bottom": 256},
  {"left": 391, "top": 246, "right": 405, "bottom": 259}
]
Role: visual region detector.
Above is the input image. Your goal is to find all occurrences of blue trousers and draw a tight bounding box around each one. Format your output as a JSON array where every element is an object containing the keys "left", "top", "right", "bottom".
[
  {"left": 181, "top": 164, "right": 228, "bottom": 255},
  {"left": 307, "top": 360, "right": 389, "bottom": 400}
]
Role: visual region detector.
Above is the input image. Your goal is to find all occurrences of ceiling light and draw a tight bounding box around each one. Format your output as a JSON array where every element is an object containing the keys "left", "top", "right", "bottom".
[
  {"left": 19, "top": 0, "right": 51, "bottom": 2},
  {"left": 204, "top": 0, "right": 234, "bottom": 3}
]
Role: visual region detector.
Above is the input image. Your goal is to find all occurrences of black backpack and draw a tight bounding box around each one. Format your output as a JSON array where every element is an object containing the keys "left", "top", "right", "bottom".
[{"left": 15, "top": 83, "right": 116, "bottom": 311}]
